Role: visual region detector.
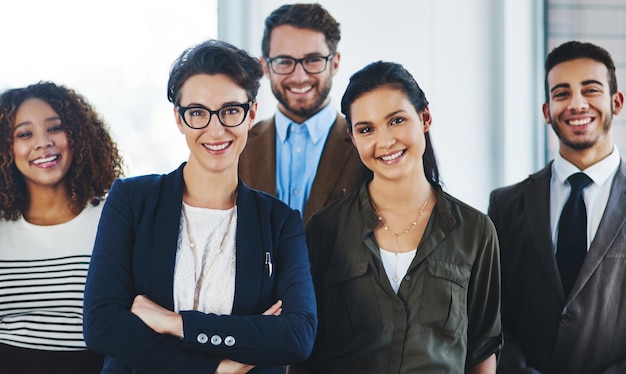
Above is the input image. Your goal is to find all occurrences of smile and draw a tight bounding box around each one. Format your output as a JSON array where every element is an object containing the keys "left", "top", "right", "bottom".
[
  {"left": 203, "top": 141, "right": 231, "bottom": 151},
  {"left": 31, "top": 155, "right": 59, "bottom": 165},
  {"left": 288, "top": 85, "right": 313, "bottom": 94},
  {"left": 566, "top": 117, "right": 593, "bottom": 126},
  {"left": 379, "top": 150, "right": 404, "bottom": 162}
]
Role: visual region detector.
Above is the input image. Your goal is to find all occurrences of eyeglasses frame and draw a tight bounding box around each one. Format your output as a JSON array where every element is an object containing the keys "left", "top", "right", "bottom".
[
  {"left": 264, "top": 53, "right": 336, "bottom": 75},
  {"left": 176, "top": 101, "right": 253, "bottom": 129}
]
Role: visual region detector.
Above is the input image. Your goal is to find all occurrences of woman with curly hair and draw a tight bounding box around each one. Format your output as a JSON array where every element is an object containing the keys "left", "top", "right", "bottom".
[{"left": 0, "top": 81, "right": 124, "bottom": 374}]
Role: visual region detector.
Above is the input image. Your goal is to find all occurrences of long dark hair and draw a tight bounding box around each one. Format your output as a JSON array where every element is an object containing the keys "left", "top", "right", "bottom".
[{"left": 341, "top": 61, "right": 440, "bottom": 187}]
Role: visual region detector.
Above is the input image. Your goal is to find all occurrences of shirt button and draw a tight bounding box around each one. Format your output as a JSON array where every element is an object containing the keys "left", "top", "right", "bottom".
[
  {"left": 560, "top": 314, "right": 571, "bottom": 324},
  {"left": 197, "top": 333, "right": 209, "bottom": 344},
  {"left": 296, "top": 147, "right": 302, "bottom": 153},
  {"left": 224, "top": 336, "right": 236, "bottom": 346},
  {"left": 294, "top": 189, "right": 299, "bottom": 195},
  {"left": 404, "top": 275, "right": 411, "bottom": 281}
]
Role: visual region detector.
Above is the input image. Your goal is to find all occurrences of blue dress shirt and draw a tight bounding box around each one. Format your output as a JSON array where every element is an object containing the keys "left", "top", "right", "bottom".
[{"left": 275, "top": 103, "right": 336, "bottom": 213}]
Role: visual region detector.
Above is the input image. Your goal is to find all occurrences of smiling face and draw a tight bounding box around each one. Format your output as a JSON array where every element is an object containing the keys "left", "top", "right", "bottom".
[
  {"left": 543, "top": 57, "right": 624, "bottom": 164},
  {"left": 349, "top": 86, "right": 431, "bottom": 182},
  {"left": 175, "top": 73, "right": 256, "bottom": 177},
  {"left": 262, "top": 24, "right": 340, "bottom": 124},
  {"left": 12, "top": 98, "right": 73, "bottom": 192}
]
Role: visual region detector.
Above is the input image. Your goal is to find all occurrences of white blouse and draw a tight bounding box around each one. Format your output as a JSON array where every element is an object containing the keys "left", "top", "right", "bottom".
[{"left": 173, "top": 203, "right": 237, "bottom": 315}]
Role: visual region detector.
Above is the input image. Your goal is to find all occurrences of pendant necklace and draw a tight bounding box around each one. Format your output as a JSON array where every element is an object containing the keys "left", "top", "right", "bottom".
[
  {"left": 181, "top": 195, "right": 237, "bottom": 310},
  {"left": 372, "top": 194, "right": 430, "bottom": 282}
]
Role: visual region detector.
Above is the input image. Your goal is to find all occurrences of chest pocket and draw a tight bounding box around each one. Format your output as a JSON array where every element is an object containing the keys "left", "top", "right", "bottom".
[
  {"left": 323, "top": 260, "right": 382, "bottom": 330},
  {"left": 418, "top": 259, "right": 471, "bottom": 337}
]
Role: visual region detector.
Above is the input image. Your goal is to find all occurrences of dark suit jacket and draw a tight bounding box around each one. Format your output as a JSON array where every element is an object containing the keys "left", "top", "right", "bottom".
[
  {"left": 488, "top": 160, "right": 626, "bottom": 374},
  {"left": 83, "top": 163, "right": 317, "bottom": 374},
  {"left": 238, "top": 114, "right": 364, "bottom": 224}
]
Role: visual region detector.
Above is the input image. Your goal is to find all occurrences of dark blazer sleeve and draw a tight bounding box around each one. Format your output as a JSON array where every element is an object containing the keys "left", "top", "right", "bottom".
[{"left": 83, "top": 177, "right": 221, "bottom": 373}]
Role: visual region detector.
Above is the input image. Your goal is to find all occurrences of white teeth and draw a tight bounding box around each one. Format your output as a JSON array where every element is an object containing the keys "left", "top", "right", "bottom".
[
  {"left": 381, "top": 150, "right": 403, "bottom": 161},
  {"left": 32, "top": 155, "right": 58, "bottom": 164},
  {"left": 289, "top": 86, "right": 312, "bottom": 93},
  {"left": 205, "top": 142, "right": 229, "bottom": 151},
  {"left": 569, "top": 118, "right": 592, "bottom": 126}
]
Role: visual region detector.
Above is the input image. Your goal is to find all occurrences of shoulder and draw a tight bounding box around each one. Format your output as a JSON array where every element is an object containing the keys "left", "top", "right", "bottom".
[
  {"left": 307, "top": 187, "right": 362, "bottom": 231},
  {"left": 241, "top": 183, "right": 301, "bottom": 222},
  {"left": 442, "top": 192, "right": 493, "bottom": 230},
  {"left": 249, "top": 117, "right": 275, "bottom": 136},
  {"left": 490, "top": 163, "right": 552, "bottom": 204}
]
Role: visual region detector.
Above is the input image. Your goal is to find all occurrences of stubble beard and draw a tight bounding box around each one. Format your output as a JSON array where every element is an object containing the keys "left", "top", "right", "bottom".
[
  {"left": 550, "top": 110, "right": 613, "bottom": 151},
  {"left": 272, "top": 78, "right": 332, "bottom": 121}
]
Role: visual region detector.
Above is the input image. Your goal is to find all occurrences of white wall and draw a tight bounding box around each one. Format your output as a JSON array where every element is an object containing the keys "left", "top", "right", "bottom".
[{"left": 219, "top": 0, "right": 544, "bottom": 212}]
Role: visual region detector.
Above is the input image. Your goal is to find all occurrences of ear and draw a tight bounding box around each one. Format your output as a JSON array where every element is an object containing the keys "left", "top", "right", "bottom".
[
  {"left": 247, "top": 101, "right": 258, "bottom": 130},
  {"left": 542, "top": 102, "right": 551, "bottom": 124},
  {"left": 612, "top": 91, "right": 624, "bottom": 115},
  {"left": 174, "top": 107, "right": 185, "bottom": 134},
  {"left": 260, "top": 57, "right": 271, "bottom": 79},
  {"left": 330, "top": 52, "right": 341, "bottom": 77},
  {"left": 421, "top": 106, "right": 433, "bottom": 132}
]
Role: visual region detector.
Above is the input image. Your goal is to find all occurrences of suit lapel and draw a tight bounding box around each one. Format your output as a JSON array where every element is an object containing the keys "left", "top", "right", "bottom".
[
  {"left": 569, "top": 160, "right": 626, "bottom": 300},
  {"left": 524, "top": 164, "right": 566, "bottom": 301},
  {"left": 305, "top": 115, "right": 352, "bottom": 219},
  {"left": 152, "top": 164, "right": 186, "bottom": 310},
  {"left": 232, "top": 183, "right": 263, "bottom": 314},
  {"left": 241, "top": 118, "right": 277, "bottom": 196}
]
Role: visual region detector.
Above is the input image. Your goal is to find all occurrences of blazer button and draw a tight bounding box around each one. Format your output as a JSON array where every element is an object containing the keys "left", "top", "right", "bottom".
[
  {"left": 210, "top": 335, "right": 222, "bottom": 345},
  {"left": 560, "top": 314, "right": 571, "bottom": 324},
  {"left": 197, "top": 333, "right": 209, "bottom": 344},
  {"left": 224, "top": 336, "right": 236, "bottom": 346}
]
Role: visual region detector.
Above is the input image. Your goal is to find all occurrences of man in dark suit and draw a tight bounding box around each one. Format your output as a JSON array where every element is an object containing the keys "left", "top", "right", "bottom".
[
  {"left": 239, "top": 3, "right": 363, "bottom": 224},
  {"left": 489, "top": 41, "right": 626, "bottom": 373}
]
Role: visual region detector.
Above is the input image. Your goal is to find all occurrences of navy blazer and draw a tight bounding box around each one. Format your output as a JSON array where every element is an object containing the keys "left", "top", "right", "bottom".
[{"left": 83, "top": 163, "right": 317, "bottom": 374}]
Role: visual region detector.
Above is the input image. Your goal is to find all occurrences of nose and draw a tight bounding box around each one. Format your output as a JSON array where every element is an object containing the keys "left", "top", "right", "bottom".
[
  {"left": 568, "top": 91, "right": 589, "bottom": 111},
  {"left": 206, "top": 113, "right": 226, "bottom": 135},
  {"left": 376, "top": 127, "right": 396, "bottom": 149},
  {"left": 34, "top": 132, "right": 54, "bottom": 150}
]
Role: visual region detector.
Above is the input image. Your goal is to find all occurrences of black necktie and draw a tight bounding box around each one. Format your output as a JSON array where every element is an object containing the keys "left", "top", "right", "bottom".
[{"left": 556, "top": 172, "right": 592, "bottom": 296}]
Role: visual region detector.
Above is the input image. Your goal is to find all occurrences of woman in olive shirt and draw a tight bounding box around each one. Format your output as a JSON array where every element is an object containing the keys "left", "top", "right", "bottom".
[{"left": 303, "top": 61, "right": 502, "bottom": 373}]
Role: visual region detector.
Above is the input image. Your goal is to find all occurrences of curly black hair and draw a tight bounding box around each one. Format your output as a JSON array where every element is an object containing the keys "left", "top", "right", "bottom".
[{"left": 0, "top": 81, "right": 124, "bottom": 221}]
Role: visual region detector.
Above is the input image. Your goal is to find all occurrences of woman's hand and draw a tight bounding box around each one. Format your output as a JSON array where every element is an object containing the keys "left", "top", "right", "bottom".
[
  {"left": 468, "top": 353, "right": 497, "bottom": 374},
  {"left": 131, "top": 295, "right": 182, "bottom": 337},
  {"left": 263, "top": 300, "right": 282, "bottom": 316}
]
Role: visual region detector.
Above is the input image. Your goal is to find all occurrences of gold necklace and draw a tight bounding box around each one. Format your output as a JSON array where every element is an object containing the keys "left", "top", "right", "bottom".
[
  {"left": 371, "top": 194, "right": 430, "bottom": 282},
  {"left": 181, "top": 196, "right": 237, "bottom": 310}
]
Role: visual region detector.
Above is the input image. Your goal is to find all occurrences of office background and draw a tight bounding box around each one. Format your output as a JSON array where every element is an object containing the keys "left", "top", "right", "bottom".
[{"left": 1, "top": 0, "right": 624, "bottom": 212}]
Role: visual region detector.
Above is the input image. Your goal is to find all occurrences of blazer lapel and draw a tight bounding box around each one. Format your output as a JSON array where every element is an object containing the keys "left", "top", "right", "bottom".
[
  {"left": 305, "top": 115, "right": 353, "bottom": 219},
  {"left": 524, "top": 164, "right": 566, "bottom": 302},
  {"left": 232, "top": 183, "right": 264, "bottom": 314},
  {"left": 152, "top": 164, "right": 186, "bottom": 310},
  {"left": 240, "top": 118, "right": 277, "bottom": 196},
  {"left": 569, "top": 160, "right": 626, "bottom": 300}
]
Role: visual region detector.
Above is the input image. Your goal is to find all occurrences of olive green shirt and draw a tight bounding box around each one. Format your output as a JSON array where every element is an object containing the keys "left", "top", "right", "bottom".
[{"left": 304, "top": 184, "right": 502, "bottom": 373}]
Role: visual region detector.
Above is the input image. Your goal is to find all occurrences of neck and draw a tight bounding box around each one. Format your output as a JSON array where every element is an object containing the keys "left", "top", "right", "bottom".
[
  {"left": 369, "top": 174, "right": 433, "bottom": 210},
  {"left": 559, "top": 141, "right": 613, "bottom": 170},
  {"left": 182, "top": 163, "right": 238, "bottom": 209},
  {"left": 25, "top": 184, "right": 76, "bottom": 225}
]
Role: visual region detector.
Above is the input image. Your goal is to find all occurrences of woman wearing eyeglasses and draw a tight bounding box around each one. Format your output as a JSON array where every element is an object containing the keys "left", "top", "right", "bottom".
[{"left": 83, "top": 39, "right": 317, "bottom": 374}]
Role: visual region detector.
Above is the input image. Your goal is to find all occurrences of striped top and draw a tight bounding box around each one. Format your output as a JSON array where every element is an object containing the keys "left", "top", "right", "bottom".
[{"left": 0, "top": 203, "right": 103, "bottom": 351}]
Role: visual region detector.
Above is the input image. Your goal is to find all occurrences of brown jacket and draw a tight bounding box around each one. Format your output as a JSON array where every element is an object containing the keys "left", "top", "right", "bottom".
[{"left": 239, "top": 114, "right": 364, "bottom": 224}]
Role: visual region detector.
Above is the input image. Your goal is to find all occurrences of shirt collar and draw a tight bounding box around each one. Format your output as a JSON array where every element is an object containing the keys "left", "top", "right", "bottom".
[
  {"left": 553, "top": 145, "right": 621, "bottom": 187},
  {"left": 275, "top": 101, "right": 336, "bottom": 144}
]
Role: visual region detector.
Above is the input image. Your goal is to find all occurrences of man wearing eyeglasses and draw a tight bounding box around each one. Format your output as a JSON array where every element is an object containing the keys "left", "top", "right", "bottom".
[{"left": 239, "top": 3, "right": 363, "bottom": 224}]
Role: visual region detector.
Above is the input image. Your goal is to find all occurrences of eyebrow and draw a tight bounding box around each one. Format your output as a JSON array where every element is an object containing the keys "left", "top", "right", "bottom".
[
  {"left": 353, "top": 109, "right": 407, "bottom": 127},
  {"left": 14, "top": 116, "right": 62, "bottom": 130},
  {"left": 550, "top": 79, "right": 605, "bottom": 93}
]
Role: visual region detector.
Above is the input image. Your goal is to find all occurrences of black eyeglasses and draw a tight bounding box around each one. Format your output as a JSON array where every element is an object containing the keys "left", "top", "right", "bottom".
[
  {"left": 176, "top": 101, "right": 253, "bottom": 129},
  {"left": 265, "top": 53, "right": 335, "bottom": 75}
]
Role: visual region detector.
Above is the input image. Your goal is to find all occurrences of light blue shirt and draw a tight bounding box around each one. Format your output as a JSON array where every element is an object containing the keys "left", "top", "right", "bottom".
[
  {"left": 550, "top": 145, "right": 620, "bottom": 252},
  {"left": 275, "top": 103, "right": 337, "bottom": 214}
]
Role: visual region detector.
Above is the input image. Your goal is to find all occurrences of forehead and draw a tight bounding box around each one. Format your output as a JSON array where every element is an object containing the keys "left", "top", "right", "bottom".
[
  {"left": 350, "top": 87, "right": 414, "bottom": 121},
  {"left": 179, "top": 74, "right": 247, "bottom": 105},
  {"left": 268, "top": 25, "right": 329, "bottom": 57},
  {"left": 547, "top": 58, "right": 609, "bottom": 88},
  {"left": 15, "top": 98, "right": 59, "bottom": 123}
]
